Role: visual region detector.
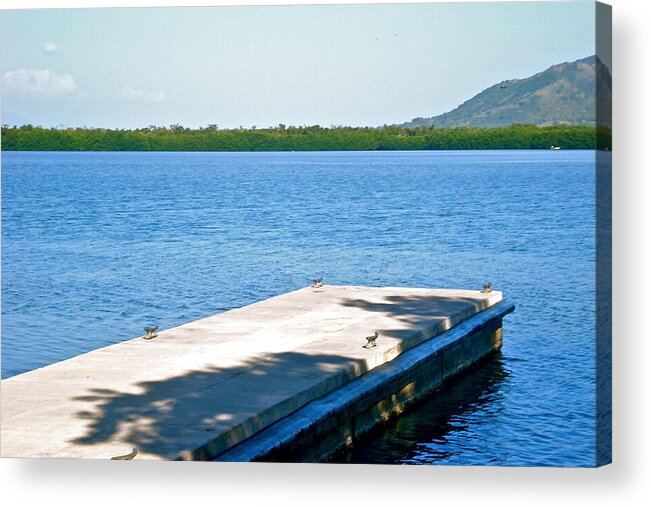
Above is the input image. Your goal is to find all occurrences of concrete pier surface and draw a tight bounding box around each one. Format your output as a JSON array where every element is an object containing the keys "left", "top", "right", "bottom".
[{"left": 1, "top": 285, "right": 511, "bottom": 461}]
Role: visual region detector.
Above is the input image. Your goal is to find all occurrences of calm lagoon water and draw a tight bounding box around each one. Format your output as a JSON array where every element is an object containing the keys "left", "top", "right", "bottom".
[{"left": 1, "top": 150, "right": 596, "bottom": 466}]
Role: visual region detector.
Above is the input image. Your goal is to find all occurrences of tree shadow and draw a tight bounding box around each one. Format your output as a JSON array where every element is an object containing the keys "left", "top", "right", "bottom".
[
  {"left": 69, "top": 291, "right": 497, "bottom": 460},
  {"left": 338, "top": 292, "right": 497, "bottom": 341},
  {"left": 71, "top": 349, "right": 374, "bottom": 460}
]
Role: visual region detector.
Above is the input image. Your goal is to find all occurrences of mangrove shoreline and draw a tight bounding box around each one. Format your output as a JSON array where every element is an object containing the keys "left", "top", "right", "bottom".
[{"left": 1, "top": 124, "right": 611, "bottom": 152}]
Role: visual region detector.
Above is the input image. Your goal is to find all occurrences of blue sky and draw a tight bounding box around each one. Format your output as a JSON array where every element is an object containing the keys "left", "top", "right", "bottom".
[{"left": 1, "top": 2, "right": 596, "bottom": 129}]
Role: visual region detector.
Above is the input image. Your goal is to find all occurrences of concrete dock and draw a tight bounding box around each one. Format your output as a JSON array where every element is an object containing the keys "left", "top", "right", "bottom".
[{"left": 1, "top": 285, "right": 513, "bottom": 461}]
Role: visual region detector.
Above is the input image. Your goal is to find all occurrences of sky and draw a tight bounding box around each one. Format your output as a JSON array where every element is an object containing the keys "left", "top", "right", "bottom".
[{"left": 1, "top": 1, "right": 597, "bottom": 129}]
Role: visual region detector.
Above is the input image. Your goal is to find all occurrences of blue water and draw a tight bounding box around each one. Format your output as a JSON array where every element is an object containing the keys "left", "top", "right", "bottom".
[{"left": 1, "top": 150, "right": 597, "bottom": 466}]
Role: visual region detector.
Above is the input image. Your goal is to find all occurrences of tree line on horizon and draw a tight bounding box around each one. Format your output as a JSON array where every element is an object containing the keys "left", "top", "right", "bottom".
[{"left": 1, "top": 123, "right": 611, "bottom": 152}]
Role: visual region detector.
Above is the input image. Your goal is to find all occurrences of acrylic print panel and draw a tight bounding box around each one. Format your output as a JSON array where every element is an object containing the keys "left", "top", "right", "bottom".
[{"left": 0, "top": 1, "right": 611, "bottom": 466}]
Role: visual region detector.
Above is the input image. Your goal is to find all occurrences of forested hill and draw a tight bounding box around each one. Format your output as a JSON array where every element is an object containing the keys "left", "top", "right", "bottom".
[
  {"left": 403, "top": 55, "right": 612, "bottom": 129},
  {"left": 1, "top": 124, "right": 610, "bottom": 152}
]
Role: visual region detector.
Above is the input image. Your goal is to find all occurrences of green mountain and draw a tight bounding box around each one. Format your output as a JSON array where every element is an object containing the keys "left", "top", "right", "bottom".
[{"left": 403, "top": 55, "right": 611, "bottom": 128}]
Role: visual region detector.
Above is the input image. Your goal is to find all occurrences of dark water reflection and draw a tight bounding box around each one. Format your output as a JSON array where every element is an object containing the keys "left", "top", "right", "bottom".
[{"left": 330, "top": 355, "right": 511, "bottom": 465}]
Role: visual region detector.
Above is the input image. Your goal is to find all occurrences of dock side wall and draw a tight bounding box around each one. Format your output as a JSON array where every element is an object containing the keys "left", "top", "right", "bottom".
[{"left": 266, "top": 321, "right": 502, "bottom": 463}]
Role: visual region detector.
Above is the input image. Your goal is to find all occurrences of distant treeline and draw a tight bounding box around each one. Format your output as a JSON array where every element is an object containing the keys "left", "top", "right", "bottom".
[{"left": 1, "top": 124, "right": 611, "bottom": 152}]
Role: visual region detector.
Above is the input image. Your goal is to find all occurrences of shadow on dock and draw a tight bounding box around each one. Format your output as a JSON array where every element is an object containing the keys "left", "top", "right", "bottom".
[
  {"left": 71, "top": 350, "right": 365, "bottom": 459},
  {"left": 339, "top": 293, "right": 495, "bottom": 333},
  {"left": 66, "top": 292, "right": 499, "bottom": 460}
]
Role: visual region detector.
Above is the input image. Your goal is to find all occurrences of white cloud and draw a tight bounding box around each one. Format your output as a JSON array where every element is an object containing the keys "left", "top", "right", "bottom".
[
  {"left": 120, "top": 86, "right": 166, "bottom": 104},
  {"left": 2, "top": 68, "right": 77, "bottom": 98},
  {"left": 43, "top": 41, "right": 58, "bottom": 54}
]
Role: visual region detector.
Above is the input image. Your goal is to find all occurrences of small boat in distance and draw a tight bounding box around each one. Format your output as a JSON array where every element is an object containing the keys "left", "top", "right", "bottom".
[{"left": 550, "top": 145, "right": 561, "bottom": 150}]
